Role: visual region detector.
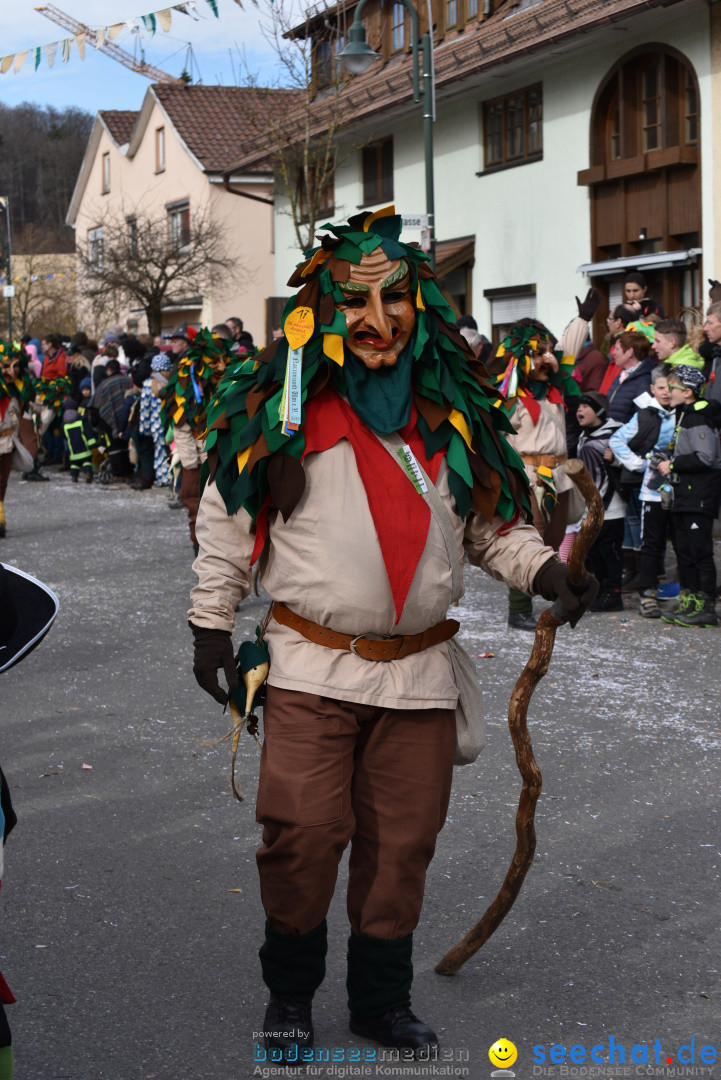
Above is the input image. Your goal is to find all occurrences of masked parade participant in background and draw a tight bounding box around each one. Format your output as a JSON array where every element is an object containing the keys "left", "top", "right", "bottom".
[
  {"left": 188, "top": 208, "right": 597, "bottom": 1061},
  {"left": 160, "top": 329, "right": 231, "bottom": 555}
]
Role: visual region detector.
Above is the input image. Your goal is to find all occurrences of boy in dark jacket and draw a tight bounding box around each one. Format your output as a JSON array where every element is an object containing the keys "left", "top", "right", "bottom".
[
  {"left": 575, "top": 392, "right": 625, "bottom": 610},
  {"left": 658, "top": 366, "right": 721, "bottom": 627}
]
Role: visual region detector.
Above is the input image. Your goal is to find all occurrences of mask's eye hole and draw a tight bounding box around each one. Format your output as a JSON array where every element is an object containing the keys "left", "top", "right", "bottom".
[
  {"left": 381, "top": 290, "right": 406, "bottom": 303},
  {"left": 339, "top": 296, "right": 367, "bottom": 309}
]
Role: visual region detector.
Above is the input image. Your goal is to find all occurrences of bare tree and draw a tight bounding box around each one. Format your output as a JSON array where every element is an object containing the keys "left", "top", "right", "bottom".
[
  {"left": 239, "top": 0, "right": 357, "bottom": 251},
  {"left": 76, "top": 207, "right": 243, "bottom": 336}
]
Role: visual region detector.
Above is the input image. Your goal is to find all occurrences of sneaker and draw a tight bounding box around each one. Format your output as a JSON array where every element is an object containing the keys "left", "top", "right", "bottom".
[
  {"left": 673, "top": 592, "right": 719, "bottom": 628},
  {"left": 639, "top": 592, "right": 661, "bottom": 619},
  {"left": 656, "top": 581, "right": 680, "bottom": 600},
  {"left": 662, "top": 590, "right": 691, "bottom": 624},
  {"left": 590, "top": 590, "right": 624, "bottom": 612},
  {"left": 507, "top": 610, "right": 537, "bottom": 631}
]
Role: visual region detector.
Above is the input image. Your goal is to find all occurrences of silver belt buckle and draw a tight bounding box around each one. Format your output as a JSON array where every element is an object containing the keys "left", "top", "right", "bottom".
[{"left": 349, "top": 631, "right": 398, "bottom": 659}]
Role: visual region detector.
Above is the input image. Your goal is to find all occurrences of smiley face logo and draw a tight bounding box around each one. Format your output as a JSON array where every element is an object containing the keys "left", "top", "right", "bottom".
[{"left": 489, "top": 1039, "right": 518, "bottom": 1069}]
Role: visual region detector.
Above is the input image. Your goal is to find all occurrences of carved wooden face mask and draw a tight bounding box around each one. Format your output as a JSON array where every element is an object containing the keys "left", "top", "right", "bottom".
[
  {"left": 333, "top": 249, "right": 415, "bottom": 370},
  {"left": 0, "top": 357, "right": 20, "bottom": 382},
  {"left": 529, "top": 342, "right": 558, "bottom": 382}
]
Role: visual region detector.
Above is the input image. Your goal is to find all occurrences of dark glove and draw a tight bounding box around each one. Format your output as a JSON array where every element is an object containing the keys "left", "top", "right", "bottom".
[
  {"left": 533, "top": 557, "right": 599, "bottom": 628},
  {"left": 708, "top": 279, "right": 721, "bottom": 303},
  {"left": 575, "top": 288, "right": 602, "bottom": 323},
  {"left": 191, "top": 624, "right": 239, "bottom": 705}
]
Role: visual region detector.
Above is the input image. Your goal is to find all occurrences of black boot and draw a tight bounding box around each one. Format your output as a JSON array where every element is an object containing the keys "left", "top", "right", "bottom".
[
  {"left": 590, "top": 587, "right": 624, "bottom": 612},
  {"left": 507, "top": 587, "right": 536, "bottom": 631},
  {"left": 258, "top": 921, "right": 326, "bottom": 1062},
  {"left": 347, "top": 932, "right": 438, "bottom": 1055},
  {"left": 262, "top": 994, "right": 314, "bottom": 1061},
  {"left": 621, "top": 549, "right": 640, "bottom": 592}
]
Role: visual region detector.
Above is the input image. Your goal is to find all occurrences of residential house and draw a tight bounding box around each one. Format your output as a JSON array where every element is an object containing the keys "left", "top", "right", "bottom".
[
  {"left": 67, "top": 84, "right": 280, "bottom": 343},
  {"left": 231, "top": 0, "right": 718, "bottom": 345}
]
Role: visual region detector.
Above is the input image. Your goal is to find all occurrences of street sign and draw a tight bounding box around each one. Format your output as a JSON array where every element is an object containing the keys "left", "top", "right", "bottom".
[
  {"left": 402, "top": 214, "right": 428, "bottom": 231},
  {"left": 3, "top": 286, "right": 14, "bottom": 298}
]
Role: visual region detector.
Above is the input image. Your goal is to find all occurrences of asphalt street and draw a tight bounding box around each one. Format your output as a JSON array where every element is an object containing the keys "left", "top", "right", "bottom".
[{"left": 1, "top": 469, "right": 720, "bottom": 1080}]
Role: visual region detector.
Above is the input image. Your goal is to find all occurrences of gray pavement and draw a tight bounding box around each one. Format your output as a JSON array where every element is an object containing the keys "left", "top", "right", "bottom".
[{"left": 1, "top": 469, "right": 720, "bottom": 1080}]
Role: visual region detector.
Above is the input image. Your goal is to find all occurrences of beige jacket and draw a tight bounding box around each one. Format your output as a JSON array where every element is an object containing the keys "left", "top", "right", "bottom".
[
  {"left": 0, "top": 397, "right": 21, "bottom": 456},
  {"left": 189, "top": 440, "right": 554, "bottom": 710},
  {"left": 173, "top": 421, "right": 204, "bottom": 469}
]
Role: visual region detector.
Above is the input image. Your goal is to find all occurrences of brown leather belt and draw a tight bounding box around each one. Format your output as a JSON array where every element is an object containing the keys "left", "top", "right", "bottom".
[
  {"left": 521, "top": 452, "right": 568, "bottom": 469},
  {"left": 272, "top": 601, "right": 459, "bottom": 662}
]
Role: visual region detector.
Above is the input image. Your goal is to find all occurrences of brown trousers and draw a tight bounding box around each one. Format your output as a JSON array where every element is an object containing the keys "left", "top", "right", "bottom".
[
  {"left": 0, "top": 452, "right": 11, "bottom": 501},
  {"left": 180, "top": 466, "right": 201, "bottom": 545},
  {"left": 256, "top": 685, "right": 456, "bottom": 939}
]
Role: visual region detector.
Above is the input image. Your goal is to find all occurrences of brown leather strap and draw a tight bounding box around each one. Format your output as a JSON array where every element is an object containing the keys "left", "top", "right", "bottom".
[
  {"left": 272, "top": 602, "right": 459, "bottom": 662},
  {"left": 521, "top": 452, "right": 568, "bottom": 469}
]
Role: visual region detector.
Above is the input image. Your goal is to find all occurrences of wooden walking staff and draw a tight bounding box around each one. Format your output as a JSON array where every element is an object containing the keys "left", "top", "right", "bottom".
[{"left": 435, "top": 458, "right": 603, "bottom": 976}]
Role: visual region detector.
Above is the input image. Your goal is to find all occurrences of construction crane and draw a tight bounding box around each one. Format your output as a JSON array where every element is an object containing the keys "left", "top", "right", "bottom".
[{"left": 35, "top": 3, "right": 185, "bottom": 85}]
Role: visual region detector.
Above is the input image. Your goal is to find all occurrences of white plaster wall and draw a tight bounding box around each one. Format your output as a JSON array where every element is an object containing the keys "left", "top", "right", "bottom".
[{"left": 273, "top": 5, "right": 712, "bottom": 337}]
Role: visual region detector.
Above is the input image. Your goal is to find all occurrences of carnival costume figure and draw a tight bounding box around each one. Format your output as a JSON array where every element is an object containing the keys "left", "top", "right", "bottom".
[
  {"left": 488, "top": 296, "right": 599, "bottom": 628},
  {"left": 0, "top": 344, "right": 35, "bottom": 537},
  {"left": 188, "top": 208, "right": 597, "bottom": 1059},
  {"left": 161, "top": 329, "right": 231, "bottom": 552}
]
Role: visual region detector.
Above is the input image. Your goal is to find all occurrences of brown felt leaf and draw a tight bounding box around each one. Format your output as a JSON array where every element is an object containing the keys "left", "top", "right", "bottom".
[
  {"left": 207, "top": 447, "right": 219, "bottom": 482},
  {"left": 246, "top": 384, "right": 273, "bottom": 421},
  {"left": 471, "top": 478, "right": 501, "bottom": 523},
  {"left": 319, "top": 291, "right": 336, "bottom": 326},
  {"left": 436, "top": 315, "right": 474, "bottom": 357},
  {"left": 414, "top": 392, "right": 449, "bottom": 433},
  {"left": 468, "top": 451, "right": 497, "bottom": 491},
  {"left": 417, "top": 263, "right": 435, "bottom": 279},
  {"left": 209, "top": 412, "right": 230, "bottom": 432},
  {"left": 296, "top": 280, "right": 319, "bottom": 312},
  {"left": 258, "top": 339, "right": 280, "bottom": 367},
  {"left": 330, "top": 259, "right": 350, "bottom": 283},
  {"left": 267, "top": 454, "right": 306, "bottom": 521},
  {"left": 287, "top": 263, "right": 309, "bottom": 288},
  {"left": 247, "top": 432, "right": 271, "bottom": 475}
]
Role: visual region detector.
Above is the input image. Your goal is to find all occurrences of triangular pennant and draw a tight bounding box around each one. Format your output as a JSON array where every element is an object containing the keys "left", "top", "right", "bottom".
[
  {"left": 33, "top": 46, "right": 42, "bottom": 70},
  {"left": 156, "top": 8, "right": 172, "bottom": 30},
  {"left": 94, "top": 27, "right": 106, "bottom": 47},
  {"left": 0, "top": 55, "right": 14, "bottom": 75},
  {"left": 45, "top": 43, "right": 58, "bottom": 67},
  {"left": 205, "top": 0, "right": 219, "bottom": 14},
  {"left": 142, "top": 13, "right": 157, "bottom": 34},
  {"left": 75, "top": 33, "right": 86, "bottom": 59},
  {"left": 13, "top": 51, "right": 28, "bottom": 73},
  {"left": 61, "top": 38, "right": 72, "bottom": 63},
  {"left": 107, "top": 23, "right": 123, "bottom": 40}
]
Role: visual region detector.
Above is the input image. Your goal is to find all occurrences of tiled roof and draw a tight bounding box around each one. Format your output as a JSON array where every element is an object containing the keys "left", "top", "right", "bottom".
[
  {"left": 100, "top": 110, "right": 139, "bottom": 146},
  {"left": 152, "top": 84, "right": 294, "bottom": 173},
  {"left": 231, "top": 0, "right": 688, "bottom": 171}
]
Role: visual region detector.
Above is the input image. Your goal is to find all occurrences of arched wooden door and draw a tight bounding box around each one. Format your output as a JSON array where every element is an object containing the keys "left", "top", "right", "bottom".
[{"left": 578, "top": 46, "right": 701, "bottom": 324}]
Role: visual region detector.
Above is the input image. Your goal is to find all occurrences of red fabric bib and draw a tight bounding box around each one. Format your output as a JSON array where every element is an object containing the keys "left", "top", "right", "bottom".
[{"left": 251, "top": 388, "right": 445, "bottom": 624}]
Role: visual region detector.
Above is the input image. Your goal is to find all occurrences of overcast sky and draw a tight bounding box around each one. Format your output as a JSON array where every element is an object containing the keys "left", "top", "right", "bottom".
[{"left": 0, "top": 0, "right": 283, "bottom": 113}]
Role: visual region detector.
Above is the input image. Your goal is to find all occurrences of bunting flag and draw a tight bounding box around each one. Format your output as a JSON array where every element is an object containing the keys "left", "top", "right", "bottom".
[{"left": 2, "top": 0, "right": 230, "bottom": 76}]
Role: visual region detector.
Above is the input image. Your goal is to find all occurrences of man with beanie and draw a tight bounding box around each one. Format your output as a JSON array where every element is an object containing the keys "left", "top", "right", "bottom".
[
  {"left": 657, "top": 366, "right": 721, "bottom": 626},
  {"left": 575, "top": 392, "right": 625, "bottom": 610}
]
